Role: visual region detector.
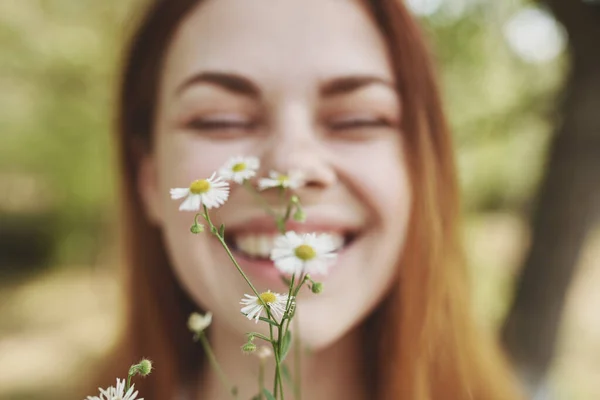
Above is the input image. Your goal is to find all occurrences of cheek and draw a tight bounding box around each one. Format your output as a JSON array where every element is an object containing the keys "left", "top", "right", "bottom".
[
  {"left": 154, "top": 133, "right": 261, "bottom": 187},
  {"left": 155, "top": 135, "right": 221, "bottom": 184},
  {"left": 341, "top": 141, "right": 411, "bottom": 219},
  {"left": 152, "top": 134, "right": 245, "bottom": 219}
]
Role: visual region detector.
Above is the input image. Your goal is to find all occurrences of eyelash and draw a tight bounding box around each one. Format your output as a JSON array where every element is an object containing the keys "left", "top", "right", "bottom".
[
  {"left": 183, "top": 116, "right": 393, "bottom": 134},
  {"left": 329, "top": 117, "right": 392, "bottom": 130},
  {"left": 185, "top": 118, "right": 256, "bottom": 131}
]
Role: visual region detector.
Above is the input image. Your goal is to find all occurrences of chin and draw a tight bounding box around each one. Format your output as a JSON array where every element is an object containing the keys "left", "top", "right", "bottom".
[{"left": 291, "top": 303, "right": 360, "bottom": 351}]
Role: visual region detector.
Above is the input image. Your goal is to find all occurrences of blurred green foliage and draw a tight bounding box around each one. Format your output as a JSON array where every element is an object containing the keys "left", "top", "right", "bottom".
[
  {"left": 0, "top": 0, "right": 565, "bottom": 269},
  {"left": 0, "top": 1, "right": 138, "bottom": 268},
  {"left": 423, "top": 2, "right": 566, "bottom": 212}
]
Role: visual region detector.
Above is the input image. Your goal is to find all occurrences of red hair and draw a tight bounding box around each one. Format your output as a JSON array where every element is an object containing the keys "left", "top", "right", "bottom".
[{"left": 101, "top": 0, "right": 523, "bottom": 398}]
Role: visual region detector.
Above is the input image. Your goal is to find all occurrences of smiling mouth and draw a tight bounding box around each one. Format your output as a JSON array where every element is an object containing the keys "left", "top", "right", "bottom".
[{"left": 223, "top": 231, "right": 359, "bottom": 261}]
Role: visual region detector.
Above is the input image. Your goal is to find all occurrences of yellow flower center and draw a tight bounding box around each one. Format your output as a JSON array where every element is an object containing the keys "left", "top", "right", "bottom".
[
  {"left": 294, "top": 244, "right": 316, "bottom": 261},
  {"left": 189, "top": 179, "right": 210, "bottom": 194},
  {"left": 232, "top": 162, "right": 246, "bottom": 172},
  {"left": 258, "top": 291, "right": 277, "bottom": 305},
  {"left": 277, "top": 175, "right": 289, "bottom": 184}
]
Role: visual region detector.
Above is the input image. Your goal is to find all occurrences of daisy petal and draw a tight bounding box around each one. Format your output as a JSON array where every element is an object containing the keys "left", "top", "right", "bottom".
[
  {"left": 270, "top": 231, "right": 337, "bottom": 276},
  {"left": 170, "top": 188, "right": 189, "bottom": 199},
  {"left": 179, "top": 194, "right": 202, "bottom": 211}
]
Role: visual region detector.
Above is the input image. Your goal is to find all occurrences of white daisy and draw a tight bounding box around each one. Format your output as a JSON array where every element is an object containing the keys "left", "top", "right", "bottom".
[
  {"left": 170, "top": 172, "right": 229, "bottom": 211},
  {"left": 218, "top": 156, "right": 260, "bottom": 184},
  {"left": 86, "top": 378, "right": 141, "bottom": 400},
  {"left": 240, "top": 290, "right": 292, "bottom": 323},
  {"left": 270, "top": 231, "right": 337, "bottom": 276},
  {"left": 257, "top": 170, "right": 305, "bottom": 191},
  {"left": 188, "top": 311, "right": 212, "bottom": 333}
]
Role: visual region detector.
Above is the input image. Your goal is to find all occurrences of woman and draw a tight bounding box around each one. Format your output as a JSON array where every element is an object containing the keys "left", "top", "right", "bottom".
[{"left": 100, "top": 0, "right": 523, "bottom": 398}]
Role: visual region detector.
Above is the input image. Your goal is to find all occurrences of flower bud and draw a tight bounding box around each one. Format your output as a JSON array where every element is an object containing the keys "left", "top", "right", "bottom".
[
  {"left": 190, "top": 223, "right": 204, "bottom": 234},
  {"left": 311, "top": 282, "right": 323, "bottom": 294},
  {"left": 292, "top": 208, "right": 306, "bottom": 223},
  {"left": 137, "top": 359, "right": 153, "bottom": 376},
  {"left": 188, "top": 312, "right": 212, "bottom": 333},
  {"left": 128, "top": 358, "right": 153, "bottom": 377},
  {"left": 241, "top": 342, "right": 257, "bottom": 355}
]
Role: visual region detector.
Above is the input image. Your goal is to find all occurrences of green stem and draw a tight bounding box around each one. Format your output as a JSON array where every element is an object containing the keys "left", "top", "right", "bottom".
[
  {"left": 273, "top": 342, "right": 280, "bottom": 397},
  {"left": 288, "top": 274, "right": 310, "bottom": 400},
  {"left": 247, "top": 332, "right": 274, "bottom": 343},
  {"left": 276, "top": 195, "right": 296, "bottom": 233},
  {"left": 285, "top": 274, "right": 296, "bottom": 314},
  {"left": 243, "top": 180, "right": 278, "bottom": 218},
  {"left": 199, "top": 332, "right": 237, "bottom": 399},
  {"left": 203, "top": 184, "right": 301, "bottom": 399},
  {"left": 280, "top": 274, "right": 308, "bottom": 362},
  {"left": 200, "top": 208, "right": 282, "bottom": 398},
  {"left": 203, "top": 205, "right": 263, "bottom": 301},
  {"left": 283, "top": 201, "right": 293, "bottom": 223},
  {"left": 273, "top": 326, "right": 285, "bottom": 400},
  {"left": 293, "top": 316, "right": 301, "bottom": 400},
  {"left": 268, "top": 321, "right": 277, "bottom": 391},
  {"left": 292, "top": 274, "right": 308, "bottom": 298}
]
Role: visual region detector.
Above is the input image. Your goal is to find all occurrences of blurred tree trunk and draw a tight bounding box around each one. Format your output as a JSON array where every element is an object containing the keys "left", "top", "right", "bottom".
[{"left": 500, "top": 0, "right": 600, "bottom": 394}]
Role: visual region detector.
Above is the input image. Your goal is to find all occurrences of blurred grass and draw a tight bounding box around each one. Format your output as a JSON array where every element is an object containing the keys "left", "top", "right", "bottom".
[
  {"left": 0, "top": 266, "right": 121, "bottom": 399},
  {"left": 1, "top": 0, "right": 597, "bottom": 399}
]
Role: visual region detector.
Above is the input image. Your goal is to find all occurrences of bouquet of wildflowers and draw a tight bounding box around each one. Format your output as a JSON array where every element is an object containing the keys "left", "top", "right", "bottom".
[{"left": 86, "top": 156, "right": 337, "bottom": 400}]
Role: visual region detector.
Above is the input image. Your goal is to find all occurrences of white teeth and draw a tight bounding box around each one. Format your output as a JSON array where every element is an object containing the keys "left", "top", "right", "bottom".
[
  {"left": 234, "top": 232, "right": 346, "bottom": 259},
  {"left": 257, "top": 235, "right": 272, "bottom": 257},
  {"left": 234, "top": 234, "right": 276, "bottom": 258},
  {"left": 235, "top": 236, "right": 252, "bottom": 256},
  {"left": 329, "top": 234, "right": 344, "bottom": 251}
]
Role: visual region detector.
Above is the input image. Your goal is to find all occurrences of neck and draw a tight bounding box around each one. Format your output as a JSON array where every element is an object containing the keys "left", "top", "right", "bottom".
[{"left": 196, "top": 321, "right": 367, "bottom": 400}]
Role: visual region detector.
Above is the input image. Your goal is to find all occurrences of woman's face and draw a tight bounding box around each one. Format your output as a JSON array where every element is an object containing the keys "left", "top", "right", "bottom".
[{"left": 140, "top": 0, "right": 411, "bottom": 349}]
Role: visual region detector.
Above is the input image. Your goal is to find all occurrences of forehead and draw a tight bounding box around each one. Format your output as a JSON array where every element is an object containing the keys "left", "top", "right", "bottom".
[{"left": 162, "top": 0, "right": 394, "bottom": 94}]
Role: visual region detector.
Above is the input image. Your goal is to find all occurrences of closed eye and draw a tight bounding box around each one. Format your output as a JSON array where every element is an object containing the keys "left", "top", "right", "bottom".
[
  {"left": 329, "top": 116, "right": 393, "bottom": 131},
  {"left": 183, "top": 114, "right": 259, "bottom": 134}
]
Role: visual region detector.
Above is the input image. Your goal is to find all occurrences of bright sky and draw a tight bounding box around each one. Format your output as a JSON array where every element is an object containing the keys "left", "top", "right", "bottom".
[{"left": 503, "top": 6, "right": 566, "bottom": 64}]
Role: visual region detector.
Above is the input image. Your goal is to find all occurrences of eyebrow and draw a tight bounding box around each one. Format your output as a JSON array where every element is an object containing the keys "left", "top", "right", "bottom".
[
  {"left": 175, "top": 71, "right": 395, "bottom": 99},
  {"left": 175, "top": 71, "right": 261, "bottom": 98},
  {"left": 320, "top": 75, "right": 396, "bottom": 97}
]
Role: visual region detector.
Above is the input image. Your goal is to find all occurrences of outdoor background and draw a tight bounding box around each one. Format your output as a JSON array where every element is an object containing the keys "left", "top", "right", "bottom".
[{"left": 1, "top": 0, "right": 599, "bottom": 399}]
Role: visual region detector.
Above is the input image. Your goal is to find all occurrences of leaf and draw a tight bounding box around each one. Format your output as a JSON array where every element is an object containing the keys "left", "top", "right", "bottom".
[
  {"left": 282, "top": 363, "right": 295, "bottom": 387},
  {"left": 262, "top": 389, "right": 276, "bottom": 400},
  {"left": 280, "top": 330, "right": 292, "bottom": 361},
  {"left": 258, "top": 316, "right": 279, "bottom": 327},
  {"left": 219, "top": 223, "right": 225, "bottom": 237}
]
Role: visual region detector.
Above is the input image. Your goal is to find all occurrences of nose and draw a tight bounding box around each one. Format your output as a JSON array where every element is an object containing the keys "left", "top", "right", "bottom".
[{"left": 260, "top": 103, "right": 336, "bottom": 189}]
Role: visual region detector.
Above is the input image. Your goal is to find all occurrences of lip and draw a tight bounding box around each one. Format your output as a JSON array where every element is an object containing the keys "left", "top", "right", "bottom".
[
  {"left": 223, "top": 215, "right": 362, "bottom": 235},
  {"left": 215, "top": 215, "right": 363, "bottom": 287},
  {"left": 224, "top": 234, "right": 357, "bottom": 288}
]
